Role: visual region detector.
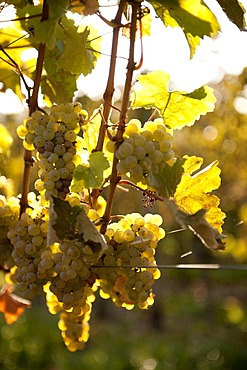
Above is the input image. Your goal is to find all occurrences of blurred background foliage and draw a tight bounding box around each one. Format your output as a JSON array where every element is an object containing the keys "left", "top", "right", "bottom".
[{"left": 1, "top": 69, "right": 247, "bottom": 369}]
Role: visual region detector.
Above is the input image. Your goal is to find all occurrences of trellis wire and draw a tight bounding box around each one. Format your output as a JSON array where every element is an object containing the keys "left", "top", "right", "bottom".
[{"left": 92, "top": 264, "right": 247, "bottom": 271}]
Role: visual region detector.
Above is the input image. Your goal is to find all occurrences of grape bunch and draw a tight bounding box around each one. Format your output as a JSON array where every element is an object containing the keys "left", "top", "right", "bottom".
[
  {"left": 7, "top": 204, "right": 50, "bottom": 299},
  {"left": 0, "top": 194, "right": 20, "bottom": 270},
  {"left": 113, "top": 118, "right": 176, "bottom": 185},
  {"left": 41, "top": 238, "right": 99, "bottom": 352},
  {"left": 43, "top": 240, "right": 96, "bottom": 312},
  {"left": 17, "top": 102, "right": 86, "bottom": 199},
  {"left": 58, "top": 293, "right": 95, "bottom": 352},
  {"left": 95, "top": 213, "right": 165, "bottom": 310}
]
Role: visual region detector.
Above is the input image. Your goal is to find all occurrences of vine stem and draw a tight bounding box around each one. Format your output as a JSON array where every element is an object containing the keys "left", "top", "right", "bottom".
[
  {"left": 95, "top": 0, "right": 127, "bottom": 152},
  {"left": 91, "top": 0, "right": 126, "bottom": 207},
  {"left": 19, "top": 0, "right": 49, "bottom": 216},
  {"left": 100, "top": 0, "right": 141, "bottom": 233}
]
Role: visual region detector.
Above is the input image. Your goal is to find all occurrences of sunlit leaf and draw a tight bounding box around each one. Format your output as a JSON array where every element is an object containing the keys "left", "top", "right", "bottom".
[
  {"left": 149, "top": 0, "right": 220, "bottom": 53},
  {"left": 131, "top": 70, "right": 216, "bottom": 129},
  {"left": 174, "top": 155, "right": 226, "bottom": 234},
  {"left": 55, "top": 19, "right": 98, "bottom": 76},
  {"left": 41, "top": 64, "right": 77, "bottom": 105},
  {"left": 149, "top": 0, "right": 220, "bottom": 55},
  {"left": 0, "top": 22, "right": 34, "bottom": 98},
  {"left": 0, "top": 284, "right": 31, "bottom": 324},
  {"left": 72, "top": 152, "right": 109, "bottom": 191}
]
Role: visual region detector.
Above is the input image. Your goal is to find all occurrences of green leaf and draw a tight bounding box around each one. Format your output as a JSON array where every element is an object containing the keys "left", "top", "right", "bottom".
[
  {"left": 131, "top": 71, "right": 216, "bottom": 130},
  {"left": 49, "top": 197, "right": 107, "bottom": 262},
  {"left": 72, "top": 152, "right": 110, "bottom": 191},
  {"left": 49, "top": 196, "right": 82, "bottom": 241},
  {"left": 217, "top": 0, "right": 245, "bottom": 30},
  {"left": 0, "top": 22, "right": 35, "bottom": 99},
  {"left": 55, "top": 19, "right": 97, "bottom": 76},
  {"left": 41, "top": 63, "right": 77, "bottom": 104},
  {"left": 151, "top": 158, "right": 185, "bottom": 197},
  {"left": 0, "top": 67, "right": 22, "bottom": 100},
  {"left": 76, "top": 209, "right": 108, "bottom": 262},
  {"left": 149, "top": 0, "right": 220, "bottom": 56}
]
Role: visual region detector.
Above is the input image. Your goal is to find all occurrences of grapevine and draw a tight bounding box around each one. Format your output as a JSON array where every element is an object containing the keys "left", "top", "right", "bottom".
[{"left": 0, "top": 0, "right": 227, "bottom": 352}]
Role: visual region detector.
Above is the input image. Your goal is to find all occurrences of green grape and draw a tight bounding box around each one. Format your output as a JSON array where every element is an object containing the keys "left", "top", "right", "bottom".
[
  {"left": 34, "top": 135, "right": 46, "bottom": 148},
  {"left": 149, "top": 150, "right": 163, "bottom": 164},
  {"left": 54, "top": 144, "right": 66, "bottom": 156},
  {"left": 19, "top": 103, "right": 88, "bottom": 200},
  {"left": 64, "top": 130, "right": 77, "bottom": 142},
  {"left": 63, "top": 152, "right": 74, "bottom": 163},
  {"left": 25, "top": 119, "right": 36, "bottom": 132},
  {"left": 8, "top": 206, "right": 50, "bottom": 299},
  {"left": 116, "top": 142, "right": 134, "bottom": 159},
  {"left": 28, "top": 224, "right": 40, "bottom": 236},
  {"left": 43, "top": 129, "right": 55, "bottom": 141},
  {"left": 124, "top": 155, "right": 138, "bottom": 169},
  {"left": 58, "top": 168, "right": 70, "bottom": 179},
  {"left": 144, "top": 141, "right": 155, "bottom": 154},
  {"left": 44, "top": 180, "right": 55, "bottom": 191},
  {"left": 48, "top": 153, "right": 59, "bottom": 164},
  {"left": 115, "top": 117, "right": 176, "bottom": 186},
  {"left": 34, "top": 125, "right": 45, "bottom": 136},
  {"left": 24, "top": 132, "right": 34, "bottom": 144},
  {"left": 133, "top": 146, "right": 146, "bottom": 160},
  {"left": 134, "top": 134, "right": 146, "bottom": 146},
  {"left": 95, "top": 213, "right": 165, "bottom": 310}
]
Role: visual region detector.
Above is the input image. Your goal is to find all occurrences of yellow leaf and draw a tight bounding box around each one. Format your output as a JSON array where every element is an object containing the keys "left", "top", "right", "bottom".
[
  {"left": 174, "top": 156, "right": 225, "bottom": 233},
  {"left": 131, "top": 71, "right": 216, "bottom": 130}
]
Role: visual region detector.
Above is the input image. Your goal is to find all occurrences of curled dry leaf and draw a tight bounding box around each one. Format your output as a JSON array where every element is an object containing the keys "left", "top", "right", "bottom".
[
  {"left": 0, "top": 284, "right": 31, "bottom": 324},
  {"left": 169, "top": 201, "right": 226, "bottom": 251}
]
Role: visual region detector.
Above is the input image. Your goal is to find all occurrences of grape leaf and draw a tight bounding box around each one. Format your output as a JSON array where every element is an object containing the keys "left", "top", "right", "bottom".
[
  {"left": 217, "top": 0, "right": 245, "bottom": 30},
  {"left": 72, "top": 152, "right": 109, "bottom": 191},
  {"left": 55, "top": 19, "right": 97, "bottom": 76},
  {"left": 76, "top": 208, "right": 108, "bottom": 262},
  {"left": 49, "top": 197, "right": 107, "bottom": 262},
  {"left": 41, "top": 64, "right": 77, "bottom": 105},
  {"left": 174, "top": 155, "right": 226, "bottom": 234},
  {"left": 18, "top": 1, "right": 68, "bottom": 50},
  {"left": 149, "top": 0, "right": 220, "bottom": 55},
  {"left": 49, "top": 196, "right": 82, "bottom": 242},
  {"left": 69, "top": 0, "right": 99, "bottom": 15},
  {"left": 150, "top": 157, "right": 185, "bottom": 197},
  {"left": 168, "top": 201, "right": 226, "bottom": 250},
  {"left": 0, "top": 22, "right": 35, "bottom": 98},
  {"left": 131, "top": 71, "right": 216, "bottom": 130},
  {"left": 0, "top": 284, "right": 31, "bottom": 324}
]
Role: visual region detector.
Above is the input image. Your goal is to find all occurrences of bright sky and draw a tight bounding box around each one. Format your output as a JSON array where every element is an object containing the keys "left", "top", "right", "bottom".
[
  {"left": 1, "top": 1, "right": 247, "bottom": 113},
  {"left": 76, "top": 0, "right": 247, "bottom": 98}
]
